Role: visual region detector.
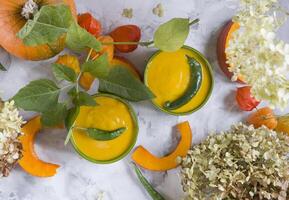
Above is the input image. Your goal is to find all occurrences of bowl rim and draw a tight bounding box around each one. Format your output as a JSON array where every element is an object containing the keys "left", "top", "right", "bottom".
[
  {"left": 144, "top": 45, "right": 214, "bottom": 116},
  {"left": 70, "top": 93, "right": 139, "bottom": 164}
]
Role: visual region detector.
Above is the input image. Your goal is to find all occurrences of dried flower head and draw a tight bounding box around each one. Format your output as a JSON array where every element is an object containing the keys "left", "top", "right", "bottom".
[
  {"left": 0, "top": 100, "right": 25, "bottom": 177},
  {"left": 181, "top": 123, "right": 289, "bottom": 200},
  {"left": 226, "top": 0, "right": 289, "bottom": 109},
  {"left": 152, "top": 3, "right": 164, "bottom": 18},
  {"left": 122, "top": 8, "right": 133, "bottom": 19}
]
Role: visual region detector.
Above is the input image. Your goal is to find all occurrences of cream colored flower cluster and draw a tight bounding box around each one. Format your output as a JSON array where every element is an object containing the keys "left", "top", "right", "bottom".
[
  {"left": 181, "top": 123, "right": 289, "bottom": 200},
  {"left": 0, "top": 100, "right": 25, "bottom": 177},
  {"left": 226, "top": 0, "right": 289, "bottom": 109}
]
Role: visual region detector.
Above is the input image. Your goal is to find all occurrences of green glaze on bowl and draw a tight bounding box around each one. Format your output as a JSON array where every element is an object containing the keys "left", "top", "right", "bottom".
[
  {"left": 144, "top": 46, "right": 214, "bottom": 116},
  {"left": 70, "top": 93, "right": 139, "bottom": 164}
]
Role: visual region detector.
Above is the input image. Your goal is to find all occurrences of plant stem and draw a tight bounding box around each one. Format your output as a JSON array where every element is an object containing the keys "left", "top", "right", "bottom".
[
  {"left": 101, "top": 41, "right": 154, "bottom": 47},
  {"left": 189, "top": 18, "right": 200, "bottom": 26},
  {"left": 61, "top": 84, "right": 74, "bottom": 91},
  {"left": 86, "top": 48, "right": 93, "bottom": 62},
  {"left": 76, "top": 48, "right": 93, "bottom": 93},
  {"left": 73, "top": 126, "right": 87, "bottom": 131}
]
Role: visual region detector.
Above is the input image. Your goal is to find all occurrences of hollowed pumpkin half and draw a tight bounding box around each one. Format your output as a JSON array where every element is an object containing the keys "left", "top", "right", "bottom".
[
  {"left": 0, "top": 0, "right": 76, "bottom": 61},
  {"left": 19, "top": 116, "right": 60, "bottom": 177},
  {"left": 217, "top": 21, "right": 244, "bottom": 83},
  {"left": 131, "top": 121, "right": 192, "bottom": 171}
]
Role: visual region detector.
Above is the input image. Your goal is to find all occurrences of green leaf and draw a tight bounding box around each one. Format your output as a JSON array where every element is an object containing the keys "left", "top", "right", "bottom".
[
  {"left": 81, "top": 127, "right": 126, "bottom": 141},
  {"left": 17, "top": 4, "right": 73, "bottom": 46},
  {"left": 75, "top": 92, "right": 97, "bottom": 107},
  {"left": 13, "top": 79, "right": 60, "bottom": 112},
  {"left": 68, "top": 87, "right": 77, "bottom": 98},
  {"left": 82, "top": 53, "right": 110, "bottom": 79},
  {"left": 64, "top": 106, "right": 80, "bottom": 145},
  {"left": 154, "top": 18, "right": 190, "bottom": 52},
  {"left": 52, "top": 63, "right": 77, "bottom": 82},
  {"left": 0, "top": 63, "right": 6, "bottom": 71},
  {"left": 41, "top": 103, "right": 67, "bottom": 127},
  {"left": 66, "top": 21, "right": 101, "bottom": 52},
  {"left": 99, "top": 67, "right": 155, "bottom": 101}
]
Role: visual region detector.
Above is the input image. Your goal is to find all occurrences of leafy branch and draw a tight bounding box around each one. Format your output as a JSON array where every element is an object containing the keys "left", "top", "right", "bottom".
[
  {"left": 101, "top": 18, "right": 199, "bottom": 51},
  {"left": 13, "top": 4, "right": 198, "bottom": 144}
]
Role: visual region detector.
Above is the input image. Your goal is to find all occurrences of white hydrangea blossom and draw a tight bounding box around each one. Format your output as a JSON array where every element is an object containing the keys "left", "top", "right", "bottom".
[
  {"left": 0, "top": 100, "right": 25, "bottom": 177},
  {"left": 226, "top": 0, "right": 289, "bottom": 109}
]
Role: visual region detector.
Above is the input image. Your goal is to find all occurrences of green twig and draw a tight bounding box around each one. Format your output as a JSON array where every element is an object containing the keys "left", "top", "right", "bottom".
[
  {"left": 76, "top": 48, "right": 93, "bottom": 93},
  {"left": 101, "top": 41, "right": 154, "bottom": 47},
  {"left": 189, "top": 18, "right": 200, "bottom": 26}
]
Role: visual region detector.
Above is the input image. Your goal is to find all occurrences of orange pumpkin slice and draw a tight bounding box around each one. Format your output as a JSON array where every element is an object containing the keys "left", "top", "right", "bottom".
[
  {"left": 132, "top": 121, "right": 192, "bottom": 171},
  {"left": 19, "top": 116, "right": 60, "bottom": 177}
]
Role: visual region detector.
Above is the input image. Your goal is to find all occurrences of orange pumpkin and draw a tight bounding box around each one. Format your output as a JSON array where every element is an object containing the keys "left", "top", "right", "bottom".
[
  {"left": 132, "top": 121, "right": 192, "bottom": 171},
  {"left": 19, "top": 116, "right": 60, "bottom": 177},
  {"left": 247, "top": 107, "right": 277, "bottom": 130},
  {"left": 56, "top": 54, "right": 80, "bottom": 73},
  {"left": 0, "top": 0, "right": 76, "bottom": 61}
]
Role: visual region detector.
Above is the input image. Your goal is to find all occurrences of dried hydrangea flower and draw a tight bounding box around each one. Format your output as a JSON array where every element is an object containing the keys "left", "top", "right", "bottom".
[
  {"left": 0, "top": 100, "right": 25, "bottom": 177},
  {"left": 122, "top": 8, "right": 133, "bottom": 19},
  {"left": 152, "top": 3, "right": 164, "bottom": 17},
  {"left": 181, "top": 123, "right": 289, "bottom": 200},
  {"left": 226, "top": 0, "right": 289, "bottom": 109}
]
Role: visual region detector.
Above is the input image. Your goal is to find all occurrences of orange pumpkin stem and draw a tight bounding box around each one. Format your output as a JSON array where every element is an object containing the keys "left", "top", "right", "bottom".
[
  {"left": 131, "top": 121, "right": 192, "bottom": 171},
  {"left": 18, "top": 116, "right": 60, "bottom": 177}
]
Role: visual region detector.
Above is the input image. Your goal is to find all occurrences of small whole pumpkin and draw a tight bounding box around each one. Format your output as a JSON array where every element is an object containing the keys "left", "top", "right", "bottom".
[
  {"left": 0, "top": 0, "right": 76, "bottom": 61},
  {"left": 247, "top": 107, "right": 278, "bottom": 130}
]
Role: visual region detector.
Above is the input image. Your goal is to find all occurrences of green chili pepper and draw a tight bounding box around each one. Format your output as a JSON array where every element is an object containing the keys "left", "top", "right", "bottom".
[
  {"left": 133, "top": 163, "right": 166, "bottom": 200},
  {"left": 75, "top": 127, "right": 126, "bottom": 141},
  {"left": 164, "top": 55, "right": 202, "bottom": 110}
]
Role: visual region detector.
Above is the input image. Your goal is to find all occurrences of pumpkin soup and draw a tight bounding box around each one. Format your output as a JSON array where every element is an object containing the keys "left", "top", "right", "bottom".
[
  {"left": 71, "top": 94, "right": 138, "bottom": 163},
  {"left": 145, "top": 46, "right": 213, "bottom": 115}
]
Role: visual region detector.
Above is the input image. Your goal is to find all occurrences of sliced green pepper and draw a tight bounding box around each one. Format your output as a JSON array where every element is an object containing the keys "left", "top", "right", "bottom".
[
  {"left": 75, "top": 127, "right": 126, "bottom": 141},
  {"left": 164, "top": 55, "right": 202, "bottom": 110},
  {"left": 133, "top": 163, "right": 166, "bottom": 200}
]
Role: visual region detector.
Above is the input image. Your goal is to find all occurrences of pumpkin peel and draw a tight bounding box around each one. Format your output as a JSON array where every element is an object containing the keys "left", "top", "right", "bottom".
[
  {"left": 19, "top": 116, "right": 60, "bottom": 177},
  {"left": 132, "top": 121, "right": 192, "bottom": 171}
]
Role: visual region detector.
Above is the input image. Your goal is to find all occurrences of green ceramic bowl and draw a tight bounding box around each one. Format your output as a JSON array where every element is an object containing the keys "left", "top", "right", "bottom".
[
  {"left": 70, "top": 93, "right": 139, "bottom": 164},
  {"left": 144, "top": 46, "right": 214, "bottom": 116}
]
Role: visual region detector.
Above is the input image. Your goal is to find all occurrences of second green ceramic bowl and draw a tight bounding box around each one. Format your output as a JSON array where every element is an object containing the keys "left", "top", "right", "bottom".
[{"left": 144, "top": 46, "right": 214, "bottom": 116}]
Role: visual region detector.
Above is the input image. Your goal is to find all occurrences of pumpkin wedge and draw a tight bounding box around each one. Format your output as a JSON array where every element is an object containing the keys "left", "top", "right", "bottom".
[
  {"left": 0, "top": 0, "right": 76, "bottom": 61},
  {"left": 19, "top": 116, "right": 60, "bottom": 177},
  {"left": 132, "top": 121, "right": 192, "bottom": 171}
]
